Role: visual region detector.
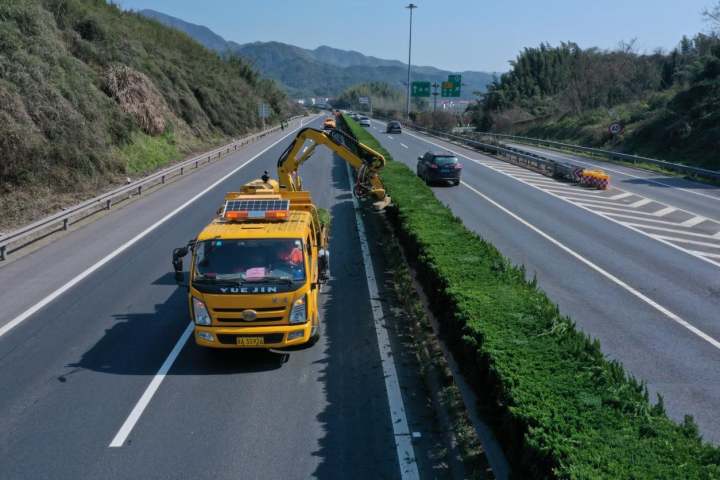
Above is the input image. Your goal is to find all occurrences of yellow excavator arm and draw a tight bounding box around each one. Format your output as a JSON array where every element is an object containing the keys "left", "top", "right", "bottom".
[{"left": 276, "top": 127, "right": 389, "bottom": 207}]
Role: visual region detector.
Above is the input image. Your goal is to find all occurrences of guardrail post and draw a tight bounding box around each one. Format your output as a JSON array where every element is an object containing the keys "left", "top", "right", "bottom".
[
  {"left": 0, "top": 245, "right": 5, "bottom": 261},
  {"left": 180, "top": 167, "right": 184, "bottom": 175},
  {"left": 106, "top": 199, "right": 112, "bottom": 210},
  {"left": 137, "top": 185, "right": 142, "bottom": 196},
  {"left": 195, "top": 160, "right": 199, "bottom": 169},
  {"left": 63, "top": 218, "right": 69, "bottom": 231},
  {"left": 161, "top": 175, "right": 165, "bottom": 184}
]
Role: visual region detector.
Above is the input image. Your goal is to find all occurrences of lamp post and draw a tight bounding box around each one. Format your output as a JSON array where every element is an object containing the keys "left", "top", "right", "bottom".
[{"left": 405, "top": 3, "right": 417, "bottom": 119}]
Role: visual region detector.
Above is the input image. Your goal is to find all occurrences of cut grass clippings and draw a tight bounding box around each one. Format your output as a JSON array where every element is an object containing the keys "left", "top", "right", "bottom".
[{"left": 340, "top": 114, "right": 720, "bottom": 479}]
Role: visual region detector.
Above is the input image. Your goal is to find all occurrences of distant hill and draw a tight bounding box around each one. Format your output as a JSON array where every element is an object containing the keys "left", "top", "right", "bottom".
[{"left": 139, "top": 9, "right": 495, "bottom": 98}]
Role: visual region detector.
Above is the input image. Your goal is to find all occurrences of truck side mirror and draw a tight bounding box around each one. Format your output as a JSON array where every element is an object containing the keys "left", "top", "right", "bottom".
[
  {"left": 318, "top": 249, "right": 330, "bottom": 283},
  {"left": 172, "top": 247, "right": 188, "bottom": 284}
]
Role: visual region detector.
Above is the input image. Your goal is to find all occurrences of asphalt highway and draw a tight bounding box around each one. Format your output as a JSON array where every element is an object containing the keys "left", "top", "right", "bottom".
[
  {"left": 369, "top": 119, "right": 720, "bottom": 444},
  {"left": 0, "top": 117, "right": 448, "bottom": 479}
]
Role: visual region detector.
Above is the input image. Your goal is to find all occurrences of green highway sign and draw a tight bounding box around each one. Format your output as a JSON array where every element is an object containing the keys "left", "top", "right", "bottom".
[
  {"left": 411, "top": 81, "right": 431, "bottom": 97},
  {"left": 441, "top": 75, "right": 461, "bottom": 97}
]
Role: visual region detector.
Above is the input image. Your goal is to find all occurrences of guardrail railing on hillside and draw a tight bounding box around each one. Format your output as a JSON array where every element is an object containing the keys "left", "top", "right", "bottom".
[
  {"left": 0, "top": 115, "right": 305, "bottom": 261},
  {"left": 370, "top": 114, "right": 720, "bottom": 182},
  {"left": 471, "top": 131, "right": 720, "bottom": 181}
]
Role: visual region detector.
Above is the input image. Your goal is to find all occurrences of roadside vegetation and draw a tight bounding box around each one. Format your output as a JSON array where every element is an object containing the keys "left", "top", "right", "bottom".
[
  {"left": 0, "top": 0, "right": 296, "bottom": 231},
  {"left": 341, "top": 114, "right": 720, "bottom": 478},
  {"left": 469, "top": 7, "right": 720, "bottom": 169}
]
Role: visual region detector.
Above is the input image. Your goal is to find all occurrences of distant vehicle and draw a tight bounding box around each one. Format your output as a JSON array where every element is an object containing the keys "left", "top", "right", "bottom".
[
  {"left": 351, "top": 113, "right": 360, "bottom": 120},
  {"left": 323, "top": 117, "right": 336, "bottom": 130},
  {"left": 416, "top": 152, "right": 462, "bottom": 186},
  {"left": 386, "top": 121, "right": 402, "bottom": 134},
  {"left": 359, "top": 116, "right": 371, "bottom": 127}
]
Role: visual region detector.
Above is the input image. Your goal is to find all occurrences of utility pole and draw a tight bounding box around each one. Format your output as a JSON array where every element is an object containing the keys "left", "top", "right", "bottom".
[{"left": 405, "top": 3, "right": 417, "bottom": 119}]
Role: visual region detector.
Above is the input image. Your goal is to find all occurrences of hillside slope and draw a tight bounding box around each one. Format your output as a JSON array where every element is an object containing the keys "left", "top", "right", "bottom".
[
  {"left": 0, "top": 0, "right": 292, "bottom": 231},
  {"left": 471, "top": 37, "right": 720, "bottom": 169},
  {"left": 139, "top": 9, "right": 495, "bottom": 98}
]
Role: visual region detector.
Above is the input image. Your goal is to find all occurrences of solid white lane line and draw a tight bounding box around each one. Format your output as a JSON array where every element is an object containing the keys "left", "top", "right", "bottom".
[
  {"left": 622, "top": 223, "right": 720, "bottom": 240},
  {"left": 403, "top": 129, "right": 720, "bottom": 270},
  {"left": 400, "top": 143, "right": 409, "bottom": 149},
  {"left": 692, "top": 250, "right": 720, "bottom": 259},
  {"left": 345, "top": 163, "right": 419, "bottom": 480},
  {"left": 651, "top": 235, "right": 720, "bottom": 250},
  {"left": 610, "top": 192, "right": 633, "bottom": 200},
  {"left": 460, "top": 180, "right": 720, "bottom": 352},
  {"left": 715, "top": 231, "right": 720, "bottom": 239},
  {"left": 0, "top": 121, "right": 312, "bottom": 339},
  {"left": 628, "top": 198, "right": 653, "bottom": 208},
  {"left": 109, "top": 322, "right": 193, "bottom": 447},
  {"left": 387, "top": 135, "right": 394, "bottom": 140},
  {"left": 653, "top": 206, "right": 677, "bottom": 217},
  {"left": 681, "top": 216, "right": 707, "bottom": 227}
]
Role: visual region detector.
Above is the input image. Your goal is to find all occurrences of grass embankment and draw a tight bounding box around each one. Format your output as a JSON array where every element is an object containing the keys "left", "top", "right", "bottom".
[
  {"left": 341, "top": 114, "right": 720, "bottom": 479},
  {"left": 0, "top": 0, "right": 297, "bottom": 231}
]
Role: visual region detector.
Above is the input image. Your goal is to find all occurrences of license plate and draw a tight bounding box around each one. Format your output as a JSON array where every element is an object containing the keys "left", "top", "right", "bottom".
[{"left": 237, "top": 336, "right": 264, "bottom": 346}]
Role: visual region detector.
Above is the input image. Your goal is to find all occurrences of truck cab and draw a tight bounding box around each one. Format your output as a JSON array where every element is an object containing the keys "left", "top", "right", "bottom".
[{"left": 173, "top": 180, "right": 329, "bottom": 348}]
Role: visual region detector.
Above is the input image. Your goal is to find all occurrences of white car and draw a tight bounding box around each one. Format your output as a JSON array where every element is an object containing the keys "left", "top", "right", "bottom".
[{"left": 359, "top": 117, "right": 371, "bottom": 127}]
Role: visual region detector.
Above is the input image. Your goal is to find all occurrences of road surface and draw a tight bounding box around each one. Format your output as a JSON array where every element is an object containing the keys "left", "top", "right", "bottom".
[{"left": 0, "top": 117, "right": 450, "bottom": 479}]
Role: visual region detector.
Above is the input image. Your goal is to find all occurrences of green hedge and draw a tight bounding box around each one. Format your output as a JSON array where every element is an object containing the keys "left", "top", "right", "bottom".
[{"left": 340, "top": 115, "right": 720, "bottom": 479}]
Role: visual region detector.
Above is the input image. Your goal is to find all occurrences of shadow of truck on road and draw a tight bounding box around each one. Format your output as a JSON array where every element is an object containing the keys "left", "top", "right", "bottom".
[{"left": 65, "top": 285, "right": 289, "bottom": 378}]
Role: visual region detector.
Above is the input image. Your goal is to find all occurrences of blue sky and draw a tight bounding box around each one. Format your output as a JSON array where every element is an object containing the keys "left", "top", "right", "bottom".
[{"left": 114, "top": 0, "right": 714, "bottom": 72}]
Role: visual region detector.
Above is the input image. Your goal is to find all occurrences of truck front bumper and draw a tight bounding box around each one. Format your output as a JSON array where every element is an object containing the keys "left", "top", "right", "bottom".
[{"left": 194, "top": 323, "right": 313, "bottom": 349}]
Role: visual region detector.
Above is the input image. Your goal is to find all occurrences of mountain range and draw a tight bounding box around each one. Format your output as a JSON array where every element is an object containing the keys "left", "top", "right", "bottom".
[{"left": 139, "top": 9, "right": 495, "bottom": 99}]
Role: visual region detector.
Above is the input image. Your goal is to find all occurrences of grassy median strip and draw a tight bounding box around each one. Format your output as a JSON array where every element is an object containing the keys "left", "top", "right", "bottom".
[{"left": 340, "top": 115, "right": 720, "bottom": 479}]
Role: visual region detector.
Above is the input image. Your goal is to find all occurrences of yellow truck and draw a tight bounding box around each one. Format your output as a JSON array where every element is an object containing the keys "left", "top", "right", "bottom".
[{"left": 171, "top": 127, "right": 387, "bottom": 348}]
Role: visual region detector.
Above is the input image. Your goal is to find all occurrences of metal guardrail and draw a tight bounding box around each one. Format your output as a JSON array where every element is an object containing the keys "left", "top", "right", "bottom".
[
  {"left": 471, "top": 131, "right": 720, "bottom": 181},
  {"left": 0, "top": 115, "right": 304, "bottom": 261}
]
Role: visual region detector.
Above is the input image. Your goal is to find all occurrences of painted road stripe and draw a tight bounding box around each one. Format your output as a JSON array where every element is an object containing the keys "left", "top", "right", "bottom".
[
  {"left": 400, "top": 143, "right": 409, "bottom": 149},
  {"left": 387, "top": 135, "right": 394, "bottom": 140},
  {"left": 681, "top": 216, "right": 707, "bottom": 227},
  {"left": 628, "top": 198, "right": 653, "bottom": 208},
  {"left": 345, "top": 163, "right": 419, "bottom": 480},
  {"left": 611, "top": 192, "right": 633, "bottom": 200},
  {"left": 0, "top": 119, "right": 313, "bottom": 339},
  {"left": 692, "top": 250, "right": 720, "bottom": 259},
  {"left": 402, "top": 129, "right": 720, "bottom": 270},
  {"left": 576, "top": 203, "right": 660, "bottom": 217},
  {"left": 651, "top": 235, "right": 720, "bottom": 250},
  {"left": 653, "top": 206, "right": 677, "bottom": 217},
  {"left": 109, "top": 322, "right": 193, "bottom": 447},
  {"left": 586, "top": 211, "right": 704, "bottom": 228},
  {"left": 622, "top": 223, "right": 720, "bottom": 240},
  {"left": 459, "top": 180, "right": 720, "bottom": 352}
]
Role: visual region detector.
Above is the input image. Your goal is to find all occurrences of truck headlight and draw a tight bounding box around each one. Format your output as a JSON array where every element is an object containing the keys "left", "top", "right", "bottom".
[
  {"left": 289, "top": 295, "right": 307, "bottom": 324},
  {"left": 192, "top": 297, "right": 211, "bottom": 325}
]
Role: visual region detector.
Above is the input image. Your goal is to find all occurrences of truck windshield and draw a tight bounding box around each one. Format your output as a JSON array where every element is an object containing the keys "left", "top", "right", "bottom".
[{"left": 193, "top": 238, "right": 306, "bottom": 284}]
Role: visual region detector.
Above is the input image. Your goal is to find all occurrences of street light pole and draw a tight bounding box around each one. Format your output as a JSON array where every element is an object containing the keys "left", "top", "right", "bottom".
[{"left": 405, "top": 3, "right": 417, "bottom": 119}]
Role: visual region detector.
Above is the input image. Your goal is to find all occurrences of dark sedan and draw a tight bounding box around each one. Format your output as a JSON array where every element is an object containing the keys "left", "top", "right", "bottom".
[
  {"left": 386, "top": 121, "right": 402, "bottom": 134},
  {"left": 416, "top": 152, "right": 462, "bottom": 186}
]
